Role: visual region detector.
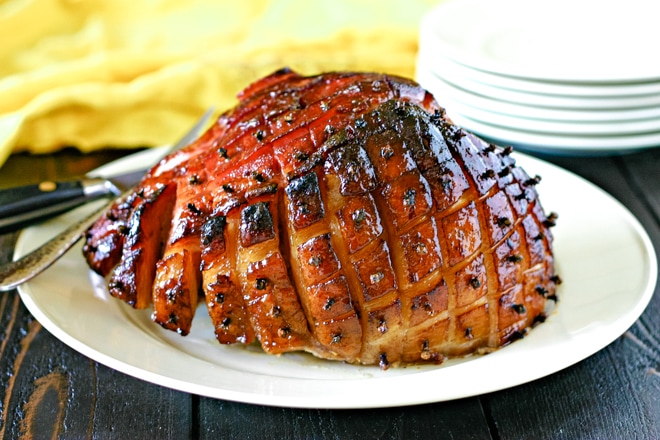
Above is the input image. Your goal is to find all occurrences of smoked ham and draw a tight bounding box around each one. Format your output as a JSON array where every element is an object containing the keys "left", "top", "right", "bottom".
[{"left": 83, "top": 69, "right": 559, "bottom": 368}]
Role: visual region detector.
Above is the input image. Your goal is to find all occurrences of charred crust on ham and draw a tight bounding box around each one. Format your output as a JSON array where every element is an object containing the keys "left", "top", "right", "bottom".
[{"left": 83, "top": 70, "right": 559, "bottom": 368}]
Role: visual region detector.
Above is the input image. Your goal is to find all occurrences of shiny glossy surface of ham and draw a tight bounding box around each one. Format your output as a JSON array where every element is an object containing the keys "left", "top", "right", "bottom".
[{"left": 83, "top": 69, "right": 558, "bottom": 367}]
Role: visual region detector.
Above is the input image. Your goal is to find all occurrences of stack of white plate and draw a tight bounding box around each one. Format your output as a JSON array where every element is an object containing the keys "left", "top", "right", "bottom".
[{"left": 416, "top": 0, "right": 660, "bottom": 154}]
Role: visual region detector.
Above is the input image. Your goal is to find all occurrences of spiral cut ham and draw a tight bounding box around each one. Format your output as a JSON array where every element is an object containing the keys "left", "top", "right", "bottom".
[{"left": 83, "top": 69, "right": 559, "bottom": 368}]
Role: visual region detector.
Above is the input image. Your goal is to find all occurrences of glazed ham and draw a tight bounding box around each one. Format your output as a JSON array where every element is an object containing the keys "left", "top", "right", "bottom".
[{"left": 83, "top": 69, "right": 559, "bottom": 368}]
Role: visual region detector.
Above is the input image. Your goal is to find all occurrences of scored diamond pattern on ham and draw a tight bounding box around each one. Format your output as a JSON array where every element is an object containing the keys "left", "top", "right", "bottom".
[{"left": 83, "top": 69, "right": 559, "bottom": 368}]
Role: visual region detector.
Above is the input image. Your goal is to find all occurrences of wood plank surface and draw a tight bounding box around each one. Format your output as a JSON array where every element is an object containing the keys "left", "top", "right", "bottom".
[
  {"left": 0, "top": 147, "right": 658, "bottom": 438},
  {"left": 196, "top": 397, "right": 492, "bottom": 439}
]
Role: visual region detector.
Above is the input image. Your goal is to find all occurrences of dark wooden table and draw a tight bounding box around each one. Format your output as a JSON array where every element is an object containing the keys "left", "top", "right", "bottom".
[{"left": 0, "top": 146, "right": 658, "bottom": 439}]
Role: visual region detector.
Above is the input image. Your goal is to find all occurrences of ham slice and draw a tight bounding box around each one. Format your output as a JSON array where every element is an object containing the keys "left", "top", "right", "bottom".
[{"left": 83, "top": 69, "right": 559, "bottom": 368}]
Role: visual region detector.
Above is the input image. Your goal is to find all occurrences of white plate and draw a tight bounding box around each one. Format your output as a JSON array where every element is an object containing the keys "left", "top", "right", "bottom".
[
  {"left": 416, "top": 64, "right": 660, "bottom": 123},
  {"left": 416, "top": 69, "right": 660, "bottom": 153},
  {"left": 416, "top": 55, "right": 660, "bottom": 110},
  {"left": 416, "top": 68, "right": 660, "bottom": 135},
  {"left": 417, "top": 45, "right": 660, "bottom": 98},
  {"left": 421, "top": 0, "right": 660, "bottom": 83},
  {"left": 14, "top": 148, "right": 658, "bottom": 408},
  {"left": 446, "top": 110, "right": 660, "bottom": 153},
  {"left": 433, "top": 95, "right": 660, "bottom": 137}
]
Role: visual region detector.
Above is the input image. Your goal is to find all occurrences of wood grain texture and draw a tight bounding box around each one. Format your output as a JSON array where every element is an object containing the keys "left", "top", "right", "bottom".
[
  {"left": 197, "top": 397, "right": 492, "bottom": 439},
  {"left": 621, "top": 149, "right": 660, "bottom": 220},
  {"left": 0, "top": 298, "right": 195, "bottom": 439}
]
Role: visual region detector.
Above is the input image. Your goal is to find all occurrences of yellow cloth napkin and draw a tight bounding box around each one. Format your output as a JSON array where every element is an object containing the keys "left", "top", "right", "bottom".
[{"left": 0, "top": 0, "right": 437, "bottom": 168}]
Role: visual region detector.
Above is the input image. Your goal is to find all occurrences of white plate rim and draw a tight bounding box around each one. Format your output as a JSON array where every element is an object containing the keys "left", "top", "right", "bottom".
[
  {"left": 416, "top": 46, "right": 660, "bottom": 98},
  {"left": 415, "top": 63, "right": 660, "bottom": 124},
  {"left": 447, "top": 111, "right": 660, "bottom": 152},
  {"left": 416, "top": 54, "right": 660, "bottom": 110},
  {"left": 416, "top": 68, "right": 660, "bottom": 135},
  {"left": 416, "top": 69, "right": 660, "bottom": 152},
  {"left": 14, "top": 148, "right": 658, "bottom": 409},
  {"left": 443, "top": 100, "right": 660, "bottom": 137}
]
